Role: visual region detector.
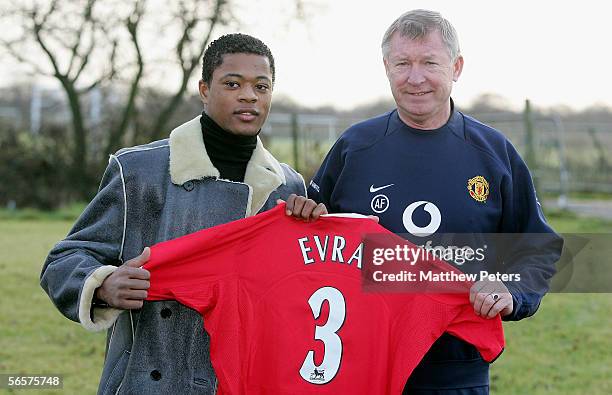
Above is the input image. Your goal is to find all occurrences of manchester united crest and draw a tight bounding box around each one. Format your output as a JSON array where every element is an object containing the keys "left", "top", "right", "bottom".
[{"left": 467, "top": 176, "right": 489, "bottom": 202}]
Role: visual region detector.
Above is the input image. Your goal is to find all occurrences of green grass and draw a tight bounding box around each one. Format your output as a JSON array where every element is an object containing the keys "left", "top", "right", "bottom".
[
  {"left": 0, "top": 210, "right": 610, "bottom": 394},
  {"left": 0, "top": 219, "right": 105, "bottom": 394},
  {"left": 491, "top": 294, "right": 612, "bottom": 395},
  {"left": 542, "top": 191, "right": 612, "bottom": 202},
  {"left": 492, "top": 212, "right": 612, "bottom": 394},
  {"left": 546, "top": 209, "right": 612, "bottom": 232}
]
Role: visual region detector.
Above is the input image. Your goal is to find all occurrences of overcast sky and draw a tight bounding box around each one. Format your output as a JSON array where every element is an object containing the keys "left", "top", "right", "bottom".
[
  {"left": 237, "top": 0, "right": 612, "bottom": 111},
  {"left": 4, "top": 0, "right": 611, "bottom": 112}
]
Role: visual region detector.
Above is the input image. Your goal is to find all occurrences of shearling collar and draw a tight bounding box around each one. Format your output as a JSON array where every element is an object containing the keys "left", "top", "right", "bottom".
[{"left": 168, "top": 115, "right": 287, "bottom": 216}]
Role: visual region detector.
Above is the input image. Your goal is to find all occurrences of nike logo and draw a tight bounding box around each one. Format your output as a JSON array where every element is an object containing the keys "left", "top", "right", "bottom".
[{"left": 369, "top": 183, "right": 394, "bottom": 193}]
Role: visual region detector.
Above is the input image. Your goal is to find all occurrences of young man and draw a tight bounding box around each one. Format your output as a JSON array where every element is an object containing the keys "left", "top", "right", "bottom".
[
  {"left": 41, "top": 33, "right": 324, "bottom": 394},
  {"left": 308, "top": 10, "right": 563, "bottom": 394}
]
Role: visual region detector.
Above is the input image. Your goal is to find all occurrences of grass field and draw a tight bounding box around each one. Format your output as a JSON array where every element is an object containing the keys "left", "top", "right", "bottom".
[
  {"left": 0, "top": 209, "right": 611, "bottom": 394},
  {"left": 0, "top": 217, "right": 105, "bottom": 394}
]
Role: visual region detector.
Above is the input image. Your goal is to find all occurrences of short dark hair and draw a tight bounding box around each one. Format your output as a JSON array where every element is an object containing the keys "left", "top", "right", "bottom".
[{"left": 201, "top": 33, "right": 275, "bottom": 84}]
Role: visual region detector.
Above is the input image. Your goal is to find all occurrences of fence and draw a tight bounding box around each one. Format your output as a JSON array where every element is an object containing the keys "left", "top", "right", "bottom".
[
  {"left": 2, "top": 97, "right": 611, "bottom": 206},
  {"left": 263, "top": 104, "right": 612, "bottom": 200}
]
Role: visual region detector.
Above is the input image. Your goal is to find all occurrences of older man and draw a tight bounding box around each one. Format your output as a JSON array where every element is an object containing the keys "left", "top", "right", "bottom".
[{"left": 308, "top": 9, "right": 562, "bottom": 394}]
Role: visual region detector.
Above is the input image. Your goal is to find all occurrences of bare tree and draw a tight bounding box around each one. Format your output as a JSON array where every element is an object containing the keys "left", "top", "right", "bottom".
[
  {"left": 1, "top": 0, "right": 231, "bottom": 199},
  {"left": 148, "top": 0, "right": 228, "bottom": 141}
]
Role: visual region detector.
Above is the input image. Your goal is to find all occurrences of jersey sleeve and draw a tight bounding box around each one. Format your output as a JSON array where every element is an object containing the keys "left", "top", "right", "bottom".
[
  {"left": 144, "top": 215, "right": 258, "bottom": 395},
  {"left": 498, "top": 142, "right": 564, "bottom": 321},
  {"left": 143, "top": 204, "right": 288, "bottom": 315},
  {"left": 444, "top": 302, "right": 505, "bottom": 362},
  {"left": 144, "top": 219, "right": 241, "bottom": 315}
]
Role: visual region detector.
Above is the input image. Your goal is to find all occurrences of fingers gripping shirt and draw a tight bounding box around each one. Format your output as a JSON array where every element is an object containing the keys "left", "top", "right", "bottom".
[{"left": 144, "top": 204, "right": 504, "bottom": 395}]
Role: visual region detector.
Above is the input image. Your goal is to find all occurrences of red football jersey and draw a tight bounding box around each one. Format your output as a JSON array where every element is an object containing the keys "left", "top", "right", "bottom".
[{"left": 144, "top": 204, "right": 504, "bottom": 394}]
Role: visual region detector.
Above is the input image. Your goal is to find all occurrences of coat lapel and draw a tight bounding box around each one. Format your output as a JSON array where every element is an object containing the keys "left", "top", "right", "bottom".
[{"left": 169, "top": 115, "right": 287, "bottom": 216}]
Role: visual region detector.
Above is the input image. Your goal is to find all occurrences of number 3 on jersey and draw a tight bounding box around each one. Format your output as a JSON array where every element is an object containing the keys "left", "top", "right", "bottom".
[{"left": 299, "top": 286, "right": 346, "bottom": 384}]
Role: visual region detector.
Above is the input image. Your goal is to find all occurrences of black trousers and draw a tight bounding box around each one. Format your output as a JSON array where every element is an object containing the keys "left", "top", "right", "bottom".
[{"left": 402, "top": 334, "right": 491, "bottom": 394}]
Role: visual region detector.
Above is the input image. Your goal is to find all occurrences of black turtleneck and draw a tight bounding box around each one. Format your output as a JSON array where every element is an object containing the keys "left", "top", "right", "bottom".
[{"left": 200, "top": 112, "right": 257, "bottom": 182}]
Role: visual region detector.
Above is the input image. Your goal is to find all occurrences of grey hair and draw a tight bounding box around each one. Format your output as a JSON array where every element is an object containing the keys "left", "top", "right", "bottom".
[{"left": 381, "top": 9, "right": 460, "bottom": 61}]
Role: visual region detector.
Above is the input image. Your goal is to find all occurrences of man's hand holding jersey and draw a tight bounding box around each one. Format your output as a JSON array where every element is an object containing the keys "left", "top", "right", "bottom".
[
  {"left": 280, "top": 194, "right": 328, "bottom": 221},
  {"left": 95, "top": 247, "right": 151, "bottom": 309},
  {"left": 282, "top": 194, "right": 380, "bottom": 223},
  {"left": 470, "top": 280, "right": 514, "bottom": 319}
]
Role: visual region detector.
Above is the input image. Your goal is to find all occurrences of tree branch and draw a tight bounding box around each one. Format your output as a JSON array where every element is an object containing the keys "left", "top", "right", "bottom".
[
  {"left": 67, "top": 0, "right": 97, "bottom": 79},
  {"left": 150, "top": 0, "right": 227, "bottom": 140},
  {"left": 104, "top": 0, "right": 146, "bottom": 155},
  {"left": 0, "top": 38, "right": 53, "bottom": 76},
  {"left": 31, "top": 4, "right": 67, "bottom": 80}
]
